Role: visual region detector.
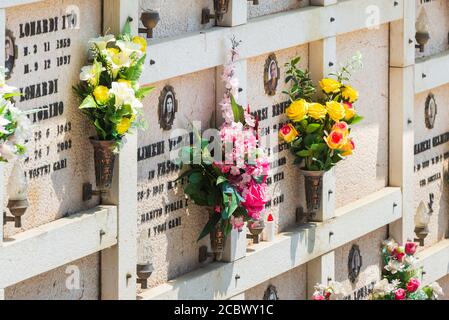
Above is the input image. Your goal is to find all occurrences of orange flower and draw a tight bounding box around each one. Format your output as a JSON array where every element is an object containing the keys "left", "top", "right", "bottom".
[
  {"left": 344, "top": 102, "right": 356, "bottom": 121},
  {"left": 279, "top": 124, "right": 299, "bottom": 143},
  {"left": 325, "top": 130, "right": 345, "bottom": 150},
  {"left": 341, "top": 139, "right": 355, "bottom": 156}
]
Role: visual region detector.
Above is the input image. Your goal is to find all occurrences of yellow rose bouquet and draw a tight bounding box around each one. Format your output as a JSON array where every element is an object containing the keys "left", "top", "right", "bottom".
[
  {"left": 73, "top": 18, "right": 153, "bottom": 150},
  {"left": 280, "top": 53, "right": 363, "bottom": 172}
]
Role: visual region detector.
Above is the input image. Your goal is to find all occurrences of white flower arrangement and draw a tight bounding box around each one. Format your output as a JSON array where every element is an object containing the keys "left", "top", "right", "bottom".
[{"left": 0, "top": 67, "right": 31, "bottom": 162}]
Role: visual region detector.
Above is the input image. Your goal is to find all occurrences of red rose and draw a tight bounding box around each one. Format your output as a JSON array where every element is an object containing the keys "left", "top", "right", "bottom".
[
  {"left": 395, "top": 288, "right": 406, "bottom": 300},
  {"left": 405, "top": 242, "right": 418, "bottom": 255},
  {"left": 406, "top": 278, "right": 420, "bottom": 293}
]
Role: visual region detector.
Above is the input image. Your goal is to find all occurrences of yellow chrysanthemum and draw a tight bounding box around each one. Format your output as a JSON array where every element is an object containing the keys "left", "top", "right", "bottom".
[
  {"left": 342, "top": 85, "right": 359, "bottom": 103},
  {"left": 326, "top": 101, "right": 346, "bottom": 122},
  {"left": 319, "top": 78, "right": 342, "bottom": 94},
  {"left": 116, "top": 117, "right": 131, "bottom": 135},
  {"left": 286, "top": 99, "right": 308, "bottom": 122},
  {"left": 307, "top": 103, "right": 327, "bottom": 120},
  {"left": 132, "top": 36, "right": 147, "bottom": 53},
  {"left": 93, "top": 85, "right": 109, "bottom": 105}
]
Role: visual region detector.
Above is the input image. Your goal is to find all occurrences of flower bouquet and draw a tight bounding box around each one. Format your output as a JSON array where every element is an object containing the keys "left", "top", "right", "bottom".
[
  {"left": 312, "top": 281, "right": 344, "bottom": 300},
  {"left": 178, "top": 39, "right": 269, "bottom": 261},
  {"left": 0, "top": 67, "right": 30, "bottom": 163},
  {"left": 371, "top": 239, "right": 443, "bottom": 300},
  {"left": 279, "top": 54, "right": 363, "bottom": 218},
  {"left": 74, "top": 18, "right": 152, "bottom": 194}
]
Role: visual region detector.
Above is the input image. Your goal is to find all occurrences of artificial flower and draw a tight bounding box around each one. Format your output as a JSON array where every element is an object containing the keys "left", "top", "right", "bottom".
[
  {"left": 325, "top": 130, "right": 345, "bottom": 150},
  {"left": 286, "top": 99, "right": 308, "bottom": 122},
  {"left": 230, "top": 216, "right": 245, "bottom": 231},
  {"left": 384, "top": 259, "right": 403, "bottom": 274},
  {"left": 116, "top": 117, "right": 132, "bottom": 135},
  {"left": 342, "top": 85, "right": 359, "bottom": 103},
  {"left": 93, "top": 85, "right": 110, "bottom": 105},
  {"left": 326, "top": 101, "right": 345, "bottom": 122},
  {"left": 279, "top": 124, "right": 299, "bottom": 143},
  {"left": 340, "top": 139, "right": 355, "bottom": 156},
  {"left": 307, "top": 103, "right": 327, "bottom": 120},
  {"left": 395, "top": 288, "right": 406, "bottom": 300},
  {"left": 343, "top": 102, "right": 356, "bottom": 121},
  {"left": 89, "top": 34, "right": 115, "bottom": 51},
  {"left": 406, "top": 278, "right": 420, "bottom": 293},
  {"left": 332, "top": 121, "right": 349, "bottom": 135},
  {"left": 313, "top": 295, "right": 325, "bottom": 300},
  {"left": 242, "top": 180, "right": 267, "bottom": 220},
  {"left": 79, "top": 60, "right": 103, "bottom": 87},
  {"left": 405, "top": 242, "right": 418, "bottom": 255},
  {"left": 116, "top": 40, "right": 143, "bottom": 57},
  {"left": 132, "top": 36, "right": 147, "bottom": 52},
  {"left": 319, "top": 78, "right": 341, "bottom": 94}
]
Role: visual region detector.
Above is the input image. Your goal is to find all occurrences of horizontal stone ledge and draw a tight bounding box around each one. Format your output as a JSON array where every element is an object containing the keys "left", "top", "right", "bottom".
[
  {"left": 141, "top": 0, "right": 403, "bottom": 85},
  {"left": 417, "top": 239, "right": 449, "bottom": 285},
  {"left": 0, "top": 0, "right": 44, "bottom": 8},
  {"left": 139, "top": 187, "right": 402, "bottom": 300},
  {"left": 415, "top": 50, "right": 449, "bottom": 94},
  {"left": 0, "top": 205, "right": 117, "bottom": 288}
]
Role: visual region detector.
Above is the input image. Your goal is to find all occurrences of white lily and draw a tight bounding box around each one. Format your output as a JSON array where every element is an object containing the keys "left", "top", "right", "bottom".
[
  {"left": 116, "top": 40, "right": 143, "bottom": 58},
  {"left": 79, "top": 60, "right": 104, "bottom": 86},
  {"left": 110, "top": 81, "right": 136, "bottom": 110},
  {"left": 89, "top": 34, "right": 115, "bottom": 51},
  {"left": 384, "top": 259, "right": 403, "bottom": 274}
]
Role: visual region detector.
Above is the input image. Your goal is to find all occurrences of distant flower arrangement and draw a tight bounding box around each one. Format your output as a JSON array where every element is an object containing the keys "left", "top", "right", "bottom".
[
  {"left": 312, "top": 281, "right": 344, "bottom": 300},
  {"left": 74, "top": 18, "right": 153, "bottom": 150},
  {"left": 371, "top": 239, "right": 443, "bottom": 300},
  {"left": 280, "top": 53, "right": 363, "bottom": 172},
  {"left": 0, "top": 67, "right": 31, "bottom": 162}
]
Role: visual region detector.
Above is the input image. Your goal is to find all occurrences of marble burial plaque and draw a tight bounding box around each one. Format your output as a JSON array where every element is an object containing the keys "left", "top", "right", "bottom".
[
  {"left": 414, "top": 86, "right": 449, "bottom": 248},
  {"left": 137, "top": 69, "right": 216, "bottom": 288},
  {"left": 5, "top": 0, "right": 102, "bottom": 234},
  {"left": 247, "top": 45, "right": 309, "bottom": 232}
]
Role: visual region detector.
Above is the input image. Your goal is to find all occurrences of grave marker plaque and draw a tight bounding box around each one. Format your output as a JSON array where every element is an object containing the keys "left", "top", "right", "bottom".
[{"left": 5, "top": 0, "right": 102, "bottom": 232}]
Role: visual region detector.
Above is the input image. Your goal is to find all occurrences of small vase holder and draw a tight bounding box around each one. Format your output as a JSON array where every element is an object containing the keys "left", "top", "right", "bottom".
[
  {"left": 299, "top": 168, "right": 336, "bottom": 222},
  {"left": 83, "top": 138, "right": 116, "bottom": 202}
]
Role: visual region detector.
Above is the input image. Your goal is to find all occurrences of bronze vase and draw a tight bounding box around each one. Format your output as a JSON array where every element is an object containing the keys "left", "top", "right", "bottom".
[
  {"left": 209, "top": 214, "right": 225, "bottom": 261},
  {"left": 300, "top": 169, "right": 325, "bottom": 216},
  {"left": 90, "top": 138, "right": 116, "bottom": 194}
]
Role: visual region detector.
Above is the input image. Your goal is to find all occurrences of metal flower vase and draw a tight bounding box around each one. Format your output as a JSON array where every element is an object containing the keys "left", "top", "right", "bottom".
[
  {"left": 83, "top": 138, "right": 116, "bottom": 202},
  {"left": 300, "top": 167, "right": 336, "bottom": 222}
]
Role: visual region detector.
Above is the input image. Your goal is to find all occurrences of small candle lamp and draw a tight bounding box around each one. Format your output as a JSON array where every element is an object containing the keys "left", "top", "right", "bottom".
[
  {"left": 415, "top": 8, "right": 430, "bottom": 53},
  {"left": 4, "top": 161, "right": 29, "bottom": 228},
  {"left": 414, "top": 201, "right": 430, "bottom": 246}
]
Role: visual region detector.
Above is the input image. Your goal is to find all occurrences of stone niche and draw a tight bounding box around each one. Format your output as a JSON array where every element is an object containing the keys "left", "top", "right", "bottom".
[
  {"left": 244, "top": 265, "right": 307, "bottom": 300},
  {"left": 414, "top": 84, "right": 449, "bottom": 248},
  {"left": 335, "top": 227, "right": 387, "bottom": 300},
  {"left": 3, "top": 0, "right": 102, "bottom": 300},
  {"left": 415, "top": 0, "right": 449, "bottom": 59},
  {"left": 248, "top": 0, "right": 309, "bottom": 19},
  {"left": 334, "top": 25, "right": 389, "bottom": 208},
  {"left": 247, "top": 44, "right": 308, "bottom": 231},
  {"left": 138, "top": 0, "right": 213, "bottom": 39},
  {"left": 137, "top": 68, "right": 216, "bottom": 288}
]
